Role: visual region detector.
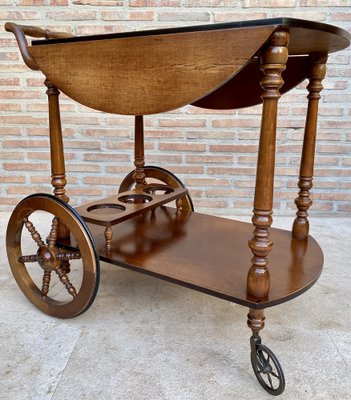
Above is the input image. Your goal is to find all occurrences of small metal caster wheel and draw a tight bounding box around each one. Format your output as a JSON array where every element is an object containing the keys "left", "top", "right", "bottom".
[{"left": 251, "top": 340, "right": 285, "bottom": 396}]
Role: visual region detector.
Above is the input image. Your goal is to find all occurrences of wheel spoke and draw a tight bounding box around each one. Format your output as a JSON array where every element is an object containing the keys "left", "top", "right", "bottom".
[
  {"left": 41, "top": 270, "right": 51, "bottom": 296},
  {"left": 48, "top": 217, "right": 59, "bottom": 248},
  {"left": 267, "top": 373, "right": 274, "bottom": 389},
  {"left": 56, "top": 251, "right": 81, "bottom": 261},
  {"left": 55, "top": 265, "right": 77, "bottom": 297},
  {"left": 270, "top": 370, "right": 279, "bottom": 379},
  {"left": 23, "top": 217, "right": 45, "bottom": 247},
  {"left": 18, "top": 254, "right": 38, "bottom": 263},
  {"left": 60, "top": 259, "right": 71, "bottom": 274}
]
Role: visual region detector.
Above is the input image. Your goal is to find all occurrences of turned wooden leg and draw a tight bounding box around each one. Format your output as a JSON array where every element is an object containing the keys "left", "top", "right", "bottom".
[
  {"left": 133, "top": 115, "right": 146, "bottom": 187},
  {"left": 45, "top": 79, "right": 69, "bottom": 203},
  {"left": 45, "top": 79, "right": 70, "bottom": 239},
  {"left": 247, "top": 30, "right": 289, "bottom": 299},
  {"left": 292, "top": 54, "right": 328, "bottom": 240},
  {"left": 248, "top": 308, "right": 265, "bottom": 336},
  {"left": 104, "top": 226, "right": 113, "bottom": 251}
]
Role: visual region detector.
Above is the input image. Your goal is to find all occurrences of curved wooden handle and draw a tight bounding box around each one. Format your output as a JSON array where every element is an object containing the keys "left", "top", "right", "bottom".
[{"left": 5, "top": 22, "right": 74, "bottom": 70}]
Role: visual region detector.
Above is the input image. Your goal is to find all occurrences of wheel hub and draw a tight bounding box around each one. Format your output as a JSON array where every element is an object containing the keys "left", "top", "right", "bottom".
[{"left": 37, "top": 246, "right": 57, "bottom": 271}]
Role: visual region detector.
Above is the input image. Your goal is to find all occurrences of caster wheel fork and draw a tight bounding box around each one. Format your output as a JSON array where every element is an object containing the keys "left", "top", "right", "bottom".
[{"left": 250, "top": 334, "right": 285, "bottom": 396}]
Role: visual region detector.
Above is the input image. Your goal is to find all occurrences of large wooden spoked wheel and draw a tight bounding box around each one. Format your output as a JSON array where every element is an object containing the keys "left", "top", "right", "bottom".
[
  {"left": 6, "top": 193, "right": 100, "bottom": 318},
  {"left": 119, "top": 166, "right": 194, "bottom": 212}
]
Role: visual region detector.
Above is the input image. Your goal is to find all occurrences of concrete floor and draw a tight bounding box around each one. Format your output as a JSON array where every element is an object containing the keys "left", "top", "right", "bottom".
[{"left": 0, "top": 210, "right": 350, "bottom": 400}]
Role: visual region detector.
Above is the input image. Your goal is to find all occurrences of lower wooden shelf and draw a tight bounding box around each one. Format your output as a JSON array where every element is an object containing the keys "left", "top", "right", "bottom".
[{"left": 62, "top": 206, "right": 323, "bottom": 309}]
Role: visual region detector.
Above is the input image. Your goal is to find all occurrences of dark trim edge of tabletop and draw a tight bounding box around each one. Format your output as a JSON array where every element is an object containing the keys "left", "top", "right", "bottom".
[{"left": 30, "top": 17, "right": 351, "bottom": 47}]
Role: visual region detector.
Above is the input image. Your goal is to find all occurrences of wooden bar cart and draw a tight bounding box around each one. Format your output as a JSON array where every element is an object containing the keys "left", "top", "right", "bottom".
[{"left": 5, "top": 18, "right": 350, "bottom": 396}]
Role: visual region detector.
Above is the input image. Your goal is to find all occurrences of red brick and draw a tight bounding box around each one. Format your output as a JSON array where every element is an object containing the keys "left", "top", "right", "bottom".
[
  {"left": 158, "top": 11, "right": 210, "bottom": 22},
  {"left": 0, "top": 10, "right": 40, "bottom": 19},
  {"left": 301, "top": 0, "right": 348, "bottom": 6},
  {"left": 184, "top": 0, "right": 233, "bottom": 5},
  {"left": 7, "top": 186, "right": 50, "bottom": 195},
  {"left": 0, "top": 127, "right": 21, "bottom": 136},
  {"left": 0, "top": 197, "right": 24, "bottom": 206},
  {"left": 3, "top": 140, "right": 48, "bottom": 148},
  {"left": 18, "top": 0, "right": 45, "bottom": 4},
  {"left": 146, "top": 154, "right": 183, "bottom": 163},
  {"left": 147, "top": 130, "right": 184, "bottom": 139},
  {"left": 337, "top": 203, "right": 351, "bottom": 212},
  {"left": 213, "top": 119, "right": 258, "bottom": 128},
  {"left": 159, "top": 143, "right": 206, "bottom": 152},
  {"left": 0, "top": 78, "right": 20, "bottom": 86},
  {"left": 76, "top": 26, "right": 127, "bottom": 36},
  {"left": 186, "top": 155, "right": 233, "bottom": 163},
  {"left": 0, "top": 151, "right": 24, "bottom": 160},
  {"left": 129, "top": 0, "right": 180, "bottom": 6},
  {"left": 208, "top": 167, "right": 256, "bottom": 176},
  {"left": 0, "top": 175, "right": 26, "bottom": 183},
  {"left": 105, "top": 165, "right": 133, "bottom": 174},
  {"left": 340, "top": 182, "right": 351, "bottom": 189},
  {"left": 27, "top": 152, "right": 75, "bottom": 160},
  {"left": 159, "top": 119, "right": 206, "bottom": 128},
  {"left": 47, "top": 10, "right": 97, "bottom": 20},
  {"left": 84, "top": 176, "right": 121, "bottom": 185},
  {"left": 317, "top": 145, "right": 351, "bottom": 154},
  {"left": 3, "top": 163, "right": 49, "bottom": 171},
  {"left": 67, "top": 164, "right": 101, "bottom": 172},
  {"left": 0, "top": 116, "right": 46, "bottom": 125},
  {"left": 186, "top": 130, "right": 234, "bottom": 140},
  {"left": 214, "top": 12, "right": 266, "bottom": 22},
  {"left": 195, "top": 199, "right": 230, "bottom": 209},
  {"left": 184, "top": 178, "right": 229, "bottom": 187},
  {"left": 165, "top": 166, "right": 204, "bottom": 175},
  {"left": 210, "top": 144, "right": 258, "bottom": 153},
  {"left": 0, "top": 65, "right": 28, "bottom": 73},
  {"left": 50, "top": 0, "right": 68, "bottom": 5},
  {"left": 84, "top": 129, "right": 131, "bottom": 138},
  {"left": 64, "top": 141, "right": 101, "bottom": 150},
  {"left": 84, "top": 153, "right": 131, "bottom": 162},
  {"left": 107, "top": 142, "right": 154, "bottom": 150},
  {"left": 61, "top": 116, "right": 100, "bottom": 125},
  {"left": 102, "top": 11, "right": 154, "bottom": 21},
  {"left": 243, "top": 0, "right": 296, "bottom": 6},
  {"left": 0, "top": 90, "right": 42, "bottom": 99},
  {"left": 315, "top": 169, "right": 351, "bottom": 177},
  {"left": 69, "top": 188, "right": 103, "bottom": 196},
  {"left": 0, "top": 104, "right": 21, "bottom": 112},
  {"left": 73, "top": 0, "right": 124, "bottom": 5}
]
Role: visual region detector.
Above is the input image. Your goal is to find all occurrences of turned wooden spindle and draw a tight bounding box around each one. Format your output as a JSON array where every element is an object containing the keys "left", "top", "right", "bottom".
[
  {"left": 23, "top": 217, "right": 45, "bottom": 247},
  {"left": 56, "top": 251, "right": 82, "bottom": 261},
  {"left": 48, "top": 217, "right": 58, "bottom": 248},
  {"left": 176, "top": 197, "right": 182, "bottom": 215},
  {"left": 247, "top": 30, "right": 289, "bottom": 300},
  {"left": 247, "top": 308, "right": 265, "bottom": 335},
  {"left": 42, "top": 270, "right": 51, "bottom": 296},
  {"left": 133, "top": 115, "right": 146, "bottom": 187},
  {"left": 45, "top": 79, "right": 70, "bottom": 239},
  {"left": 45, "top": 80, "right": 69, "bottom": 203},
  {"left": 55, "top": 265, "right": 77, "bottom": 297},
  {"left": 292, "top": 54, "right": 328, "bottom": 240},
  {"left": 104, "top": 226, "right": 113, "bottom": 251}
]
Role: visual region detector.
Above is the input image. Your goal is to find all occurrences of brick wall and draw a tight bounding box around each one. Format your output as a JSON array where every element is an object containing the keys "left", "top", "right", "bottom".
[{"left": 0, "top": 1, "right": 350, "bottom": 216}]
